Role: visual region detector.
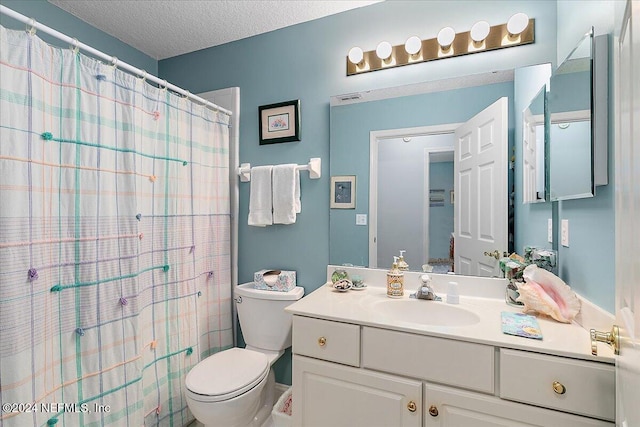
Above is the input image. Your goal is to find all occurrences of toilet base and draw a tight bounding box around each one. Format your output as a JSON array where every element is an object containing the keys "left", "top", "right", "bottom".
[{"left": 200, "top": 370, "right": 275, "bottom": 427}]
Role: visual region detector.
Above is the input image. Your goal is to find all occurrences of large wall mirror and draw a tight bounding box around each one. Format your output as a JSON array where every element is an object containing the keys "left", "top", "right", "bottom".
[{"left": 329, "top": 72, "right": 518, "bottom": 277}]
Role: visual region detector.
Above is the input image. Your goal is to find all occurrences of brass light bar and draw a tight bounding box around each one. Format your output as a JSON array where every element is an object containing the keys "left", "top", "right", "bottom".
[{"left": 346, "top": 19, "right": 535, "bottom": 76}]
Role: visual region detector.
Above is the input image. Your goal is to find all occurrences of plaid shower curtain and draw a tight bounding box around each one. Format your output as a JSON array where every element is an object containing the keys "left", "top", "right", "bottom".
[{"left": 0, "top": 26, "right": 233, "bottom": 426}]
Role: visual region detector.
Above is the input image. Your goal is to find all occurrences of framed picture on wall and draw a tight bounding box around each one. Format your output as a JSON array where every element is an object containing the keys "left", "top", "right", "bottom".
[
  {"left": 330, "top": 175, "right": 356, "bottom": 209},
  {"left": 258, "top": 99, "right": 301, "bottom": 145}
]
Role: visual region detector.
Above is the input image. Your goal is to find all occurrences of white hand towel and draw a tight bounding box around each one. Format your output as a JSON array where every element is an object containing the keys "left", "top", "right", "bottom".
[
  {"left": 273, "top": 164, "right": 300, "bottom": 224},
  {"left": 248, "top": 165, "right": 273, "bottom": 226}
]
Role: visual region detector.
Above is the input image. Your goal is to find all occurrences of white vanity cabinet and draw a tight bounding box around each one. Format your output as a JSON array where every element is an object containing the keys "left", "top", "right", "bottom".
[{"left": 291, "top": 315, "right": 614, "bottom": 427}]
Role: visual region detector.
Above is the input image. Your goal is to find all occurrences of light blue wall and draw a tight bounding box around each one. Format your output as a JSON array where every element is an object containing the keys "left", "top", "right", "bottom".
[
  {"left": 0, "top": 0, "right": 157, "bottom": 74},
  {"left": 556, "top": 2, "right": 616, "bottom": 313},
  {"left": 159, "top": 0, "right": 556, "bottom": 385}
]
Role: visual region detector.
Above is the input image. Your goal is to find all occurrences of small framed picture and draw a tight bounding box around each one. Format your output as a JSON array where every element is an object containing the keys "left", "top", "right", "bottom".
[
  {"left": 258, "top": 100, "right": 301, "bottom": 145},
  {"left": 330, "top": 175, "right": 356, "bottom": 209}
]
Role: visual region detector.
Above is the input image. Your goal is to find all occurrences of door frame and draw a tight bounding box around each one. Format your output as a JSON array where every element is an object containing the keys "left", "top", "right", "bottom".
[
  {"left": 369, "top": 123, "right": 460, "bottom": 268},
  {"left": 423, "top": 147, "right": 456, "bottom": 265}
]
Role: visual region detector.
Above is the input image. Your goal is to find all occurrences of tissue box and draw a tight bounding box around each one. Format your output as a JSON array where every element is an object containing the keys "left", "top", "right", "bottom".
[{"left": 254, "top": 269, "right": 296, "bottom": 292}]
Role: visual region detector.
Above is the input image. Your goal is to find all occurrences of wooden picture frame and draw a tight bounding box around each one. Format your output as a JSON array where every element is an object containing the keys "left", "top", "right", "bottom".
[
  {"left": 330, "top": 175, "right": 356, "bottom": 209},
  {"left": 259, "top": 100, "right": 301, "bottom": 145}
]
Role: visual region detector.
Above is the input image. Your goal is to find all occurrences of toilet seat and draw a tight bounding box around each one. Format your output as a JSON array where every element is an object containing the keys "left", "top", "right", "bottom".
[{"left": 185, "top": 347, "right": 270, "bottom": 402}]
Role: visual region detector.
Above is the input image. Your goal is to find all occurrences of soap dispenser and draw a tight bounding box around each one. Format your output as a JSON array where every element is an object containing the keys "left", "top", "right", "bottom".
[
  {"left": 397, "top": 250, "right": 409, "bottom": 271},
  {"left": 387, "top": 257, "right": 404, "bottom": 298}
]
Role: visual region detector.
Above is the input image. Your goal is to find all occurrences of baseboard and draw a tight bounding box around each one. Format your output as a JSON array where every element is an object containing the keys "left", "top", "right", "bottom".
[{"left": 275, "top": 382, "right": 290, "bottom": 396}]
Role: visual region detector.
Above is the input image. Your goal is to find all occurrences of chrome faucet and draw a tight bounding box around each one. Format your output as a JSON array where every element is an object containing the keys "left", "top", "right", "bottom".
[{"left": 413, "top": 274, "right": 441, "bottom": 301}]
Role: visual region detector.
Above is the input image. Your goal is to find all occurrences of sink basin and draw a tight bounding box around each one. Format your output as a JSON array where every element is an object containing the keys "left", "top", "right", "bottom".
[{"left": 372, "top": 299, "right": 480, "bottom": 327}]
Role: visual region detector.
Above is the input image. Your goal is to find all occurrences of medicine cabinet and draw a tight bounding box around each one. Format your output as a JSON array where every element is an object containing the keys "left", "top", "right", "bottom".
[{"left": 522, "top": 28, "right": 608, "bottom": 204}]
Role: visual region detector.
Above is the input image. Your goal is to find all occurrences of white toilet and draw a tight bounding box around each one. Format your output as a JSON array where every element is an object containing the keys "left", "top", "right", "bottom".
[{"left": 185, "top": 282, "right": 304, "bottom": 427}]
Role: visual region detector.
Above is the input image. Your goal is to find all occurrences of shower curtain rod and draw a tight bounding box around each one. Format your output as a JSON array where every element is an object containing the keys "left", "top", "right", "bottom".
[{"left": 0, "top": 5, "right": 232, "bottom": 117}]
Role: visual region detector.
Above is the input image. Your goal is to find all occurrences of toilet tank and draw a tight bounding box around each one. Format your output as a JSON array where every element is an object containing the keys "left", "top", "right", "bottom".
[{"left": 234, "top": 283, "right": 304, "bottom": 351}]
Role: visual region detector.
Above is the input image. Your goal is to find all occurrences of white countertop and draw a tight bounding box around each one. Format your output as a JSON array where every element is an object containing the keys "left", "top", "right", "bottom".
[{"left": 286, "top": 267, "right": 615, "bottom": 364}]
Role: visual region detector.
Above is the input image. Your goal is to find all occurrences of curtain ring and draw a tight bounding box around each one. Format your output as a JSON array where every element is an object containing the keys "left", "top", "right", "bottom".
[
  {"left": 139, "top": 70, "right": 147, "bottom": 82},
  {"left": 70, "top": 38, "right": 80, "bottom": 55},
  {"left": 110, "top": 56, "right": 118, "bottom": 69},
  {"left": 26, "top": 18, "right": 37, "bottom": 36},
  {"left": 161, "top": 79, "right": 169, "bottom": 91},
  {"left": 183, "top": 90, "right": 191, "bottom": 100}
]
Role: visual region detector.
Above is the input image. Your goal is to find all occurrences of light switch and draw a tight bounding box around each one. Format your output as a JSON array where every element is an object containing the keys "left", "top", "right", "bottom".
[
  {"left": 547, "top": 218, "right": 553, "bottom": 243},
  {"left": 355, "top": 214, "right": 367, "bottom": 225},
  {"left": 561, "top": 219, "right": 569, "bottom": 247}
]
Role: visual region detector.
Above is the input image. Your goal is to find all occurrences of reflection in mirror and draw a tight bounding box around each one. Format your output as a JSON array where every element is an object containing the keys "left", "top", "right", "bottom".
[
  {"left": 548, "top": 28, "right": 594, "bottom": 201},
  {"left": 376, "top": 133, "right": 454, "bottom": 273},
  {"left": 329, "top": 72, "right": 515, "bottom": 275},
  {"left": 522, "top": 86, "right": 548, "bottom": 203}
]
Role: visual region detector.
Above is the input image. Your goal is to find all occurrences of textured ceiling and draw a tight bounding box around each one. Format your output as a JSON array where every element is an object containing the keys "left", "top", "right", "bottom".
[{"left": 48, "top": 0, "right": 382, "bottom": 60}]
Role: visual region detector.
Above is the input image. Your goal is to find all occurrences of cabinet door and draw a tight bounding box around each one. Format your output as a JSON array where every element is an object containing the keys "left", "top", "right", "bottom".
[
  {"left": 425, "top": 384, "right": 613, "bottom": 427},
  {"left": 293, "top": 355, "right": 422, "bottom": 427}
]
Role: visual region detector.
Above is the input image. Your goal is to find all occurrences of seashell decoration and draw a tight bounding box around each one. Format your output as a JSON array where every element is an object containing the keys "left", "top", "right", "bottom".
[{"left": 516, "top": 264, "right": 581, "bottom": 323}]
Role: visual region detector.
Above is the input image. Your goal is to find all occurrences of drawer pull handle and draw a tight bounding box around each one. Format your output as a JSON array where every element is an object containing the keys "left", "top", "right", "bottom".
[
  {"left": 407, "top": 401, "right": 417, "bottom": 412},
  {"left": 318, "top": 336, "right": 326, "bottom": 347},
  {"left": 552, "top": 381, "right": 566, "bottom": 395},
  {"left": 428, "top": 405, "right": 438, "bottom": 417}
]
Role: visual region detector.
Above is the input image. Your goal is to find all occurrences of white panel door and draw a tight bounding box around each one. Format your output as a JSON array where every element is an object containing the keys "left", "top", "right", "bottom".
[
  {"left": 615, "top": 1, "right": 640, "bottom": 425},
  {"left": 454, "top": 98, "right": 508, "bottom": 277}
]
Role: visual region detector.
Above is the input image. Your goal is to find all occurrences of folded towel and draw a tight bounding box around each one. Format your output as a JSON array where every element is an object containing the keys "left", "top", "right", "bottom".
[
  {"left": 248, "top": 165, "right": 273, "bottom": 226},
  {"left": 273, "top": 164, "right": 300, "bottom": 224}
]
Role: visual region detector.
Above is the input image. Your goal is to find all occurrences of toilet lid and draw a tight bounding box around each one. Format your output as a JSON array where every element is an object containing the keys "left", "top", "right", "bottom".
[{"left": 186, "top": 348, "right": 269, "bottom": 401}]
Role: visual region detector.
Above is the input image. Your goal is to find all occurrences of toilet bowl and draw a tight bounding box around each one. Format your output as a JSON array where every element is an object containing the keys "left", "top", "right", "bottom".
[
  {"left": 185, "top": 283, "right": 304, "bottom": 427},
  {"left": 185, "top": 347, "right": 272, "bottom": 427}
]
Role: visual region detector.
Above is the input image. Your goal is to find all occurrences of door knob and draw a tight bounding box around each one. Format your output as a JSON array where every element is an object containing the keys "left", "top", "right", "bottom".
[
  {"left": 590, "top": 325, "right": 619, "bottom": 355},
  {"left": 483, "top": 250, "right": 505, "bottom": 260},
  {"left": 407, "top": 401, "right": 417, "bottom": 412}
]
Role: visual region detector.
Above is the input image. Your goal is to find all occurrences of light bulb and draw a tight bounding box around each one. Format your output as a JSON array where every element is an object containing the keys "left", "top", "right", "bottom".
[
  {"left": 470, "top": 20, "right": 490, "bottom": 42},
  {"left": 376, "top": 41, "right": 393, "bottom": 60},
  {"left": 348, "top": 46, "right": 364, "bottom": 65},
  {"left": 437, "top": 27, "right": 456, "bottom": 48},
  {"left": 507, "top": 12, "right": 529, "bottom": 36},
  {"left": 404, "top": 36, "right": 422, "bottom": 55}
]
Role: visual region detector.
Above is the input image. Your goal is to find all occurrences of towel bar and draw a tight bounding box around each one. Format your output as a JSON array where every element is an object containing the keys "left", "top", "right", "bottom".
[{"left": 237, "top": 158, "right": 321, "bottom": 182}]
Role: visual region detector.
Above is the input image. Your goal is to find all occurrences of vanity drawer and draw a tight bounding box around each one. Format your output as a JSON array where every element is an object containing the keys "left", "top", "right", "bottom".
[
  {"left": 499, "top": 349, "right": 615, "bottom": 421},
  {"left": 292, "top": 315, "right": 360, "bottom": 367},
  {"left": 362, "top": 327, "right": 495, "bottom": 393}
]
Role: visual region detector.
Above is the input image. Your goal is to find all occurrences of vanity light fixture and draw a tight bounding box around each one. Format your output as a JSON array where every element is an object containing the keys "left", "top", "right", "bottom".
[
  {"left": 470, "top": 20, "right": 491, "bottom": 44},
  {"left": 404, "top": 35, "right": 422, "bottom": 57},
  {"left": 376, "top": 41, "right": 393, "bottom": 61},
  {"left": 437, "top": 27, "right": 456, "bottom": 51},
  {"left": 348, "top": 46, "right": 364, "bottom": 66},
  {"left": 346, "top": 14, "right": 534, "bottom": 76},
  {"left": 507, "top": 12, "right": 530, "bottom": 37}
]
